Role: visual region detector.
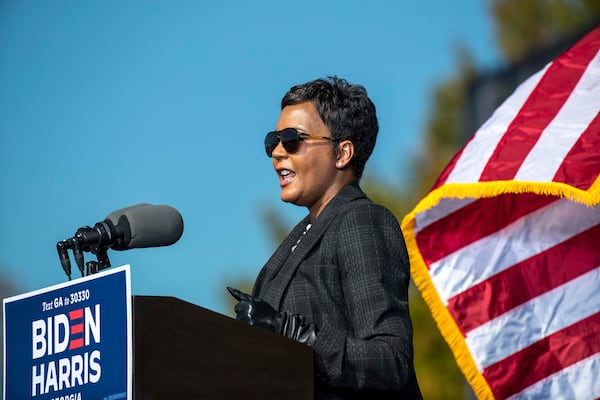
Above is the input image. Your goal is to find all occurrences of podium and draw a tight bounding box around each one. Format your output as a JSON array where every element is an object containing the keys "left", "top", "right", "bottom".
[
  {"left": 133, "top": 296, "right": 314, "bottom": 399},
  {"left": 3, "top": 266, "right": 313, "bottom": 400}
]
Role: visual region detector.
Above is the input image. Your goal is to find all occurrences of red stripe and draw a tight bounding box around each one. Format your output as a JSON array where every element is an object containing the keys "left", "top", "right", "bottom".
[
  {"left": 479, "top": 29, "right": 600, "bottom": 182},
  {"left": 553, "top": 112, "right": 600, "bottom": 190},
  {"left": 430, "top": 145, "right": 467, "bottom": 191},
  {"left": 448, "top": 223, "right": 600, "bottom": 334},
  {"left": 69, "top": 338, "right": 84, "bottom": 350},
  {"left": 71, "top": 323, "right": 83, "bottom": 335},
  {"left": 416, "top": 193, "right": 556, "bottom": 266},
  {"left": 69, "top": 309, "right": 83, "bottom": 320},
  {"left": 483, "top": 311, "right": 600, "bottom": 399}
]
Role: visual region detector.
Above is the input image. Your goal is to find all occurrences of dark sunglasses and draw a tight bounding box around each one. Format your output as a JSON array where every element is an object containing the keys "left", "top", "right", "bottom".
[{"left": 264, "top": 127, "right": 337, "bottom": 157}]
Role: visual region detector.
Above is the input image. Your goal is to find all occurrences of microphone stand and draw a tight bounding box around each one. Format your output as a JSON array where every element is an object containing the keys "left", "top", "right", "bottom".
[{"left": 56, "top": 223, "right": 114, "bottom": 280}]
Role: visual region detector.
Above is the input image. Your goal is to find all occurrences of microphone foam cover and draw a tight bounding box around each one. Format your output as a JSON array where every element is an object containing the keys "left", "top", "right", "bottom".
[
  {"left": 107, "top": 204, "right": 184, "bottom": 250},
  {"left": 105, "top": 203, "right": 152, "bottom": 226}
]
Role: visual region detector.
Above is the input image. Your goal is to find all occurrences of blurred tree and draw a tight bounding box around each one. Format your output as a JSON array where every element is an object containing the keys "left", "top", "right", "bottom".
[
  {"left": 492, "top": 0, "right": 600, "bottom": 63},
  {"left": 409, "top": 47, "right": 478, "bottom": 197}
]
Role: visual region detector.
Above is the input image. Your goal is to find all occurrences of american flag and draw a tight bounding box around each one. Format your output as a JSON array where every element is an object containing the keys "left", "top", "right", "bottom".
[{"left": 401, "top": 27, "right": 600, "bottom": 399}]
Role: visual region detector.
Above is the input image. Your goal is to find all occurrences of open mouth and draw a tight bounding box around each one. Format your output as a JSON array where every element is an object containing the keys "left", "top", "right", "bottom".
[{"left": 279, "top": 169, "right": 296, "bottom": 185}]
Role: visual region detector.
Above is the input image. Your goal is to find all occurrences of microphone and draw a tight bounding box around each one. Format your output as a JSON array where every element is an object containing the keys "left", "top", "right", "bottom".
[
  {"left": 57, "top": 204, "right": 184, "bottom": 279},
  {"left": 105, "top": 203, "right": 184, "bottom": 250},
  {"left": 77, "top": 203, "right": 184, "bottom": 251}
]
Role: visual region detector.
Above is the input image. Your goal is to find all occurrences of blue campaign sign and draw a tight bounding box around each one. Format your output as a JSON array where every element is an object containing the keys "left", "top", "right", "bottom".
[{"left": 3, "top": 265, "right": 132, "bottom": 400}]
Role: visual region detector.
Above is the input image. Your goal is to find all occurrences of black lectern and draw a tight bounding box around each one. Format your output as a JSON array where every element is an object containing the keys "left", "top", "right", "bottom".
[{"left": 132, "top": 296, "right": 314, "bottom": 399}]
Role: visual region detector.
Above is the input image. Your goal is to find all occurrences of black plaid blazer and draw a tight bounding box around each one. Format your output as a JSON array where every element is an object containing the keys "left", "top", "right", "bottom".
[{"left": 253, "top": 182, "right": 422, "bottom": 399}]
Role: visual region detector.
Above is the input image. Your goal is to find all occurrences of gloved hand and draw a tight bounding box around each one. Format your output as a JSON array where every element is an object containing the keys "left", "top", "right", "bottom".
[
  {"left": 227, "top": 286, "right": 317, "bottom": 346},
  {"left": 227, "top": 286, "right": 283, "bottom": 332}
]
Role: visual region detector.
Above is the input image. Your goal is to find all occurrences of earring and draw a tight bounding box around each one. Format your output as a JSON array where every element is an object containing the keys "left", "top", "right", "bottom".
[{"left": 336, "top": 162, "right": 342, "bottom": 168}]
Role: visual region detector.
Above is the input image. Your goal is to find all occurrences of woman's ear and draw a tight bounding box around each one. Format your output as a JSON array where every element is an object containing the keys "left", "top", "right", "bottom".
[{"left": 336, "top": 140, "right": 354, "bottom": 169}]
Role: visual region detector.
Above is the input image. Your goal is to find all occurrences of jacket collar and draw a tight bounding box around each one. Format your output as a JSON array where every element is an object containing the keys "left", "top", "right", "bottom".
[{"left": 256, "top": 182, "right": 367, "bottom": 309}]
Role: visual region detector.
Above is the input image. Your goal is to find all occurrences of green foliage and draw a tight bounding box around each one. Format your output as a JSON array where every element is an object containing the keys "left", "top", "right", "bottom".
[
  {"left": 492, "top": 0, "right": 600, "bottom": 63},
  {"left": 410, "top": 46, "right": 478, "bottom": 199}
]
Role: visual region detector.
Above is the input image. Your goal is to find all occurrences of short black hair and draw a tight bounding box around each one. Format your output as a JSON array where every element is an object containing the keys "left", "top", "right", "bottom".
[{"left": 281, "top": 76, "right": 378, "bottom": 180}]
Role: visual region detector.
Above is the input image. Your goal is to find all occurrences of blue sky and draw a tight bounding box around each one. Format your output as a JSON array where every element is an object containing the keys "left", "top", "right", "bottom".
[{"left": 0, "top": 1, "right": 500, "bottom": 315}]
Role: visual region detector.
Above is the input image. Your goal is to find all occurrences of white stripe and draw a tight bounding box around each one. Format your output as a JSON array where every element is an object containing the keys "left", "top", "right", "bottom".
[
  {"left": 444, "top": 64, "right": 549, "bottom": 184},
  {"left": 466, "top": 267, "right": 600, "bottom": 369},
  {"left": 430, "top": 199, "right": 600, "bottom": 303},
  {"left": 515, "top": 50, "right": 600, "bottom": 181},
  {"left": 413, "top": 53, "right": 597, "bottom": 233},
  {"left": 507, "top": 352, "right": 600, "bottom": 400},
  {"left": 414, "top": 197, "right": 476, "bottom": 234}
]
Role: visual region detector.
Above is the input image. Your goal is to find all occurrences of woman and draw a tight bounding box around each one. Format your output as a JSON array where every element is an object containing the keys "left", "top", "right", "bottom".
[{"left": 229, "top": 76, "right": 422, "bottom": 399}]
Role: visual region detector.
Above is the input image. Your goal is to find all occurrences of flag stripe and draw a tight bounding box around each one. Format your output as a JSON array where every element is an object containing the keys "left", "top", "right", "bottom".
[
  {"left": 514, "top": 50, "right": 600, "bottom": 182},
  {"left": 479, "top": 32, "right": 600, "bottom": 182},
  {"left": 553, "top": 111, "right": 600, "bottom": 189},
  {"left": 416, "top": 193, "right": 556, "bottom": 266},
  {"left": 484, "top": 311, "right": 600, "bottom": 399},
  {"left": 431, "top": 145, "right": 467, "bottom": 190},
  {"left": 430, "top": 200, "right": 600, "bottom": 302},
  {"left": 442, "top": 67, "right": 547, "bottom": 185},
  {"left": 507, "top": 353, "right": 600, "bottom": 400},
  {"left": 448, "top": 223, "right": 600, "bottom": 333},
  {"left": 414, "top": 197, "right": 476, "bottom": 234},
  {"left": 466, "top": 266, "right": 600, "bottom": 368}
]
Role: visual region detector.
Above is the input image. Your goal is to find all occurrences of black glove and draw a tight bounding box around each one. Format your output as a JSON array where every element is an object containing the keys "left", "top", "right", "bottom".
[{"left": 227, "top": 287, "right": 317, "bottom": 346}]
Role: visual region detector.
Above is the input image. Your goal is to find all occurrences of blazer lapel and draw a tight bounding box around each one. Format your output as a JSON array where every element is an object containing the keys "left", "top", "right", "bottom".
[
  {"left": 253, "top": 216, "right": 310, "bottom": 298},
  {"left": 260, "top": 183, "right": 367, "bottom": 309}
]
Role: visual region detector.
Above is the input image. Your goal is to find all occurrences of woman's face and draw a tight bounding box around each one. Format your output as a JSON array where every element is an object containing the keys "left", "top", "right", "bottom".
[{"left": 271, "top": 102, "right": 343, "bottom": 218}]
